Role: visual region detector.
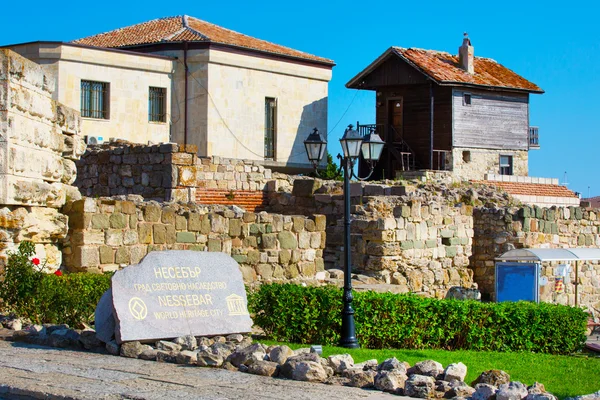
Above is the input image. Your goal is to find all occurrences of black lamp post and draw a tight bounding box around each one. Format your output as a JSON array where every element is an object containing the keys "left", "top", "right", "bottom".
[{"left": 304, "top": 125, "right": 384, "bottom": 349}]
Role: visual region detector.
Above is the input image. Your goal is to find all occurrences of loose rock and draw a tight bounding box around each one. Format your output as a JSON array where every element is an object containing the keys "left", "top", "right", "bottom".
[
  {"left": 291, "top": 361, "right": 328, "bottom": 383},
  {"left": 197, "top": 350, "right": 224, "bottom": 367},
  {"left": 173, "top": 335, "right": 197, "bottom": 351},
  {"left": 374, "top": 370, "right": 408, "bottom": 394},
  {"left": 497, "top": 381, "right": 528, "bottom": 400},
  {"left": 472, "top": 383, "right": 499, "bottom": 400},
  {"left": 405, "top": 374, "right": 436, "bottom": 398},
  {"left": 473, "top": 370, "right": 510, "bottom": 387},
  {"left": 120, "top": 341, "right": 151, "bottom": 359},
  {"left": 176, "top": 350, "right": 197, "bottom": 365},
  {"left": 156, "top": 340, "right": 182, "bottom": 352},
  {"left": 444, "top": 362, "right": 467, "bottom": 382},
  {"left": 327, "top": 354, "right": 354, "bottom": 374},
  {"left": 269, "top": 345, "right": 294, "bottom": 365},
  {"left": 247, "top": 360, "right": 280, "bottom": 377},
  {"left": 410, "top": 359, "right": 444, "bottom": 378}
]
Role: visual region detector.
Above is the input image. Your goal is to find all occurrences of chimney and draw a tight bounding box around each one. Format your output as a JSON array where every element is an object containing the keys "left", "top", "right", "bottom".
[{"left": 458, "top": 33, "right": 474, "bottom": 74}]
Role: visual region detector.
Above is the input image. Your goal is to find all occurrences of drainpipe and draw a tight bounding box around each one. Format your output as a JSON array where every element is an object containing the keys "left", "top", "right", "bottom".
[{"left": 183, "top": 41, "right": 189, "bottom": 146}]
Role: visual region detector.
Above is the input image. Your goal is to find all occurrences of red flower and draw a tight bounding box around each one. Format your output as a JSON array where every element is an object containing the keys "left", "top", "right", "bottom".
[
  {"left": 32, "top": 258, "right": 40, "bottom": 266},
  {"left": 54, "top": 270, "right": 63, "bottom": 276}
]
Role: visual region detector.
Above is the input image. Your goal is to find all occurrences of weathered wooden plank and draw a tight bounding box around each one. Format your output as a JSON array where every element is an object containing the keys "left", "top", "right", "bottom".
[{"left": 452, "top": 88, "right": 529, "bottom": 150}]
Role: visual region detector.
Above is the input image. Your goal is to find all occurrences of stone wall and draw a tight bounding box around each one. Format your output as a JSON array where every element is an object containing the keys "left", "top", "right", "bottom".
[
  {"left": 75, "top": 141, "right": 292, "bottom": 206},
  {"left": 61, "top": 197, "right": 326, "bottom": 283},
  {"left": 0, "top": 50, "right": 85, "bottom": 269},
  {"left": 451, "top": 148, "right": 528, "bottom": 181},
  {"left": 473, "top": 205, "right": 600, "bottom": 307},
  {"left": 269, "top": 180, "right": 476, "bottom": 298}
]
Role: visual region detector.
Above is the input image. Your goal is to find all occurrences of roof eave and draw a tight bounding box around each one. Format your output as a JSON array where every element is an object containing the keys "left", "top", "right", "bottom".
[
  {"left": 436, "top": 80, "right": 545, "bottom": 94},
  {"left": 115, "top": 40, "right": 335, "bottom": 67}
]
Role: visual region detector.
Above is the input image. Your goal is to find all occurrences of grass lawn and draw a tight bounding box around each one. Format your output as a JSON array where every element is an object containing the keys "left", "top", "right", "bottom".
[{"left": 261, "top": 340, "right": 600, "bottom": 399}]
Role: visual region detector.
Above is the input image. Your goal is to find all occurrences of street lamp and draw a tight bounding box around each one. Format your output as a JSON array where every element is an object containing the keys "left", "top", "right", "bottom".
[{"left": 304, "top": 125, "right": 384, "bottom": 349}]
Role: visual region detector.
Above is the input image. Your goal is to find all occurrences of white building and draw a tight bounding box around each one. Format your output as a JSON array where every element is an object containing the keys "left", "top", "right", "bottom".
[{"left": 5, "top": 15, "right": 334, "bottom": 172}]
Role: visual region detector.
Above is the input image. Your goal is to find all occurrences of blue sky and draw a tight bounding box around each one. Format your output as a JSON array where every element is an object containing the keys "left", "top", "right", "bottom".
[{"left": 3, "top": 1, "right": 599, "bottom": 196}]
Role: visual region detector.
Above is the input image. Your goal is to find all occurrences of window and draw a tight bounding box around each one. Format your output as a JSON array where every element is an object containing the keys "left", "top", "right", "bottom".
[
  {"left": 462, "top": 150, "right": 471, "bottom": 163},
  {"left": 81, "top": 80, "right": 109, "bottom": 119},
  {"left": 499, "top": 155, "right": 513, "bottom": 175},
  {"left": 463, "top": 93, "right": 472, "bottom": 106},
  {"left": 264, "top": 97, "right": 277, "bottom": 160},
  {"left": 149, "top": 87, "right": 167, "bottom": 122}
]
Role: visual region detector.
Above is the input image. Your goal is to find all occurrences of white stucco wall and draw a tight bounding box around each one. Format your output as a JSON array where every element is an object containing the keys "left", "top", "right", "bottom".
[
  {"left": 205, "top": 49, "right": 331, "bottom": 169},
  {"left": 7, "top": 43, "right": 175, "bottom": 144}
]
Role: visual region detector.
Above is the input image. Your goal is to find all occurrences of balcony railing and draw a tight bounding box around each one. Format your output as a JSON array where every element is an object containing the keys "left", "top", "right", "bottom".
[
  {"left": 529, "top": 127, "right": 540, "bottom": 149},
  {"left": 432, "top": 150, "right": 452, "bottom": 171}
]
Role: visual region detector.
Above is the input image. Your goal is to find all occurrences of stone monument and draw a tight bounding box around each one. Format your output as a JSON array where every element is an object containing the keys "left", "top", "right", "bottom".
[{"left": 95, "top": 251, "right": 253, "bottom": 343}]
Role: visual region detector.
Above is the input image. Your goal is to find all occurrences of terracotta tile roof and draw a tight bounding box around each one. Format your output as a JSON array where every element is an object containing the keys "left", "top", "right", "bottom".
[
  {"left": 583, "top": 196, "right": 600, "bottom": 208},
  {"left": 392, "top": 47, "right": 542, "bottom": 92},
  {"left": 72, "top": 15, "right": 333, "bottom": 65},
  {"left": 472, "top": 181, "right": 578, "bottom": 198}
]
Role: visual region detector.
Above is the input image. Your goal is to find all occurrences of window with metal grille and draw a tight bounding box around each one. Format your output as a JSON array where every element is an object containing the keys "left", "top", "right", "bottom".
[
  {"left": 264, "top": 98, "right": 277, "bottom": 160},
  {"left": 499, "top": 155, "right": 513, "bottom": 175},
  {"left": 81, "top": 80, "right": 109, "bottom": 119},
  {"left": 149, "top": 87, "right": 167, "bottom": 122}
]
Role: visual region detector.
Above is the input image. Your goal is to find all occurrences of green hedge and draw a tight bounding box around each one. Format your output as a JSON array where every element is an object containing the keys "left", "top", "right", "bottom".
[
  {"left": 0, "top": 242, "right": 111, "bottom": 326},
  {"left": 247, "top": 283, "right": 588, "bottom": 354}
]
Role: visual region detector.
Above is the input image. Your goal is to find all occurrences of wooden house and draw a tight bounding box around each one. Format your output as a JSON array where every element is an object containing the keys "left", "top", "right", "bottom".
[{"left": 346, "top": 36, "right": 544, "bottom": 181}]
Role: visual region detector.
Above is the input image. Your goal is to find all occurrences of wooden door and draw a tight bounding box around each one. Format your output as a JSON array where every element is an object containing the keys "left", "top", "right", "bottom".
[{"left": 388, "top": 99, "right": 403, "bottom": 142}]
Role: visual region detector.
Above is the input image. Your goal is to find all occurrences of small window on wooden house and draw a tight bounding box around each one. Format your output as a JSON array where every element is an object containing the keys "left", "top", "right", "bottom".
[
  {"left": 264, "top": 97, "right": 277, "bottom": 160},
  {"left": 81, "top": 80, "right": 109, "bottom": 119},
  {"left": 463, "top": 93, "right": 472, "bottom": 106},
  {"left": 499, "top": 155, "right": 513, "bottom": 175},
  {"left": 149, "top": 87, "right": 167, "bottom": 122}
]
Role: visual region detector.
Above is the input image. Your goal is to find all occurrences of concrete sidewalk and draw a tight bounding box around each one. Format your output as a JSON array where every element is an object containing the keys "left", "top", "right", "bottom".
[{"left": 0, "top": 341, "right": 401, "bottom": 400}]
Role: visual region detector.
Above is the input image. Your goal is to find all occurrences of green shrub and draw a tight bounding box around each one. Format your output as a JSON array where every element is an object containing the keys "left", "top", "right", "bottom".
[
  {"left": 0, "top": 242, "right": 111, "bottom": 326},
  {"left": 248, "top": 283, "right": 588, "bottom": 354}
]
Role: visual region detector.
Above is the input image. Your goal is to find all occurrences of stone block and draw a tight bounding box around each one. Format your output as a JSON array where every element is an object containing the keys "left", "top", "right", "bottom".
[
  {"left": 278, "top": 231, "right": 298, "bottom": 249},
  {"left": 208, "top": 239, "right": 221, "bottom": 252},
  {"left": 298, "top": 261, "right": 316, "bottom": 277},
  {"left": 188, "top": 213, "right": 201, "bottom": 232},
  {"left": 229, "top": 219, "right": 242, "bottom": 237},
  {"left": 175, "top": 215, "right": 187, "bottom": 230},
  {"left": 99, "top": 246, "right": 115, "bottom": 264},
  {"left": 91, "top": 214, "right": 110, "bottom": 230},
  {"left": 73, "top": 246, "right": 100, "bottom": 268},
  {"left": 256, "top": 264, "right": 273, "bottom": 280},
  {"left": 144, "top": 205, "right": 161, "bottom": 223},
  {"left": 165, "top": 225, "right": 176, "bottom": 244},
  {"left": 292, "top": 216, "right": 305, "bottom": 233},
  {"left": 115, "top": 247, "right": 131, "bottom": 264},
  {"left": 445, "top": 246, "right": 457, "bottom": 257},
  {"left": 138, "top": 223, "right": 153, "bottom": 244},
  {"left": 176, "top": 232, "right": 196, "bottom": 243},
  {"left": 105, "top": 230, "right": 123, "bottom": 246},
  {"left": 161, "top": 208, "right": 176, "bottom": 226},
  {"left": 210, "top": 214, "right": 228, "bottom": 234},
  {"left": 314, "top": 215, "right": 326, "bottom": 231},
  {"left": 261, "top": 233, "right": 277, "bottom": 249},
  {"left": 292, "top": 179, "right": 322, "bottom": 197},
  {"left": 298, "top": 231, "right": 311, "bottom": 249},
  {"left": 153, "top": 224, "right": 167, "bottom": 244},
  {"left": 121, "top": 201, "right": 136, "bottom": 215},
  {"left": 109, "top": 213, "right": 128, "bottom": 229}
]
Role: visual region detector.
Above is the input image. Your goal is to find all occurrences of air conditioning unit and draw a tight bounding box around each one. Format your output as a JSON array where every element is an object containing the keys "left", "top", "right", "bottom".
[{"left": 85, "top": 136, "right": 104, "bottom": 145}]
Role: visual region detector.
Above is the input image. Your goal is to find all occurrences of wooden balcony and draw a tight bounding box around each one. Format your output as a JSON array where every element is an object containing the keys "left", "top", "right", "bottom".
[{"left": 529, "top": 127, "right": 540, "bottom": 149}]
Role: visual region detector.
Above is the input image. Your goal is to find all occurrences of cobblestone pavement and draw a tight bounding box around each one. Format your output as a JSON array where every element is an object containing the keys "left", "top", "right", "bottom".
[{"left": 0, "top": 341, "right": 401, "bottom": 400}]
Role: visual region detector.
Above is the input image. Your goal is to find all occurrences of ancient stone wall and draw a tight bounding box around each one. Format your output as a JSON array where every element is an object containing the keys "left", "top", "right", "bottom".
[
  {"left": 473, "top": 205, "right": 600, "bottom": 307},
  {"left": 0, "top": 50, "right": 85, "bottom": 269},
  {"left": 61, "top": 197, "right": 326, "bottom": 284},
  {"left": 269, "top": 180, "right": 476, "bottom": 298},
  {"left": 75, "top": 142, "right": 292, "bottom": 207}
]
